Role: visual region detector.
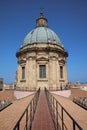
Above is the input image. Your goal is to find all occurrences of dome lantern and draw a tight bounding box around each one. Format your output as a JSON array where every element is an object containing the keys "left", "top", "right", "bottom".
[{"left": 36, "top": 11, "right": 48, "bottom": 27}]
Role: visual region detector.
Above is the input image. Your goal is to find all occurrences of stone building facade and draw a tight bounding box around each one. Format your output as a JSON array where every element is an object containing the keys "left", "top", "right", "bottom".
[
  {"left": 0, "top": 78, "right": 3, "bottom": 90},
  {"left": 16, "top": 12, "right": 68, "bottom": 90}
]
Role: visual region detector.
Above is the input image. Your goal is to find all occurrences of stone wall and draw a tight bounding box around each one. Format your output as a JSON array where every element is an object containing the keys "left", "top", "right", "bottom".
[{"left": 16, "top": 43, "right": 68, "bottom": 90}]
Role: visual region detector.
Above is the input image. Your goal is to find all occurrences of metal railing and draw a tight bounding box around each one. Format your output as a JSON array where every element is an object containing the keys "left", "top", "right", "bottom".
[
  {"left": 45, "top": 88, "right": 83, "bottom": 130},
  {"left": 73, "top": 97, "right": 87, "bottom": 110},
  {"left": 13, "top": 88, "right": 40, "bottom": 130}
]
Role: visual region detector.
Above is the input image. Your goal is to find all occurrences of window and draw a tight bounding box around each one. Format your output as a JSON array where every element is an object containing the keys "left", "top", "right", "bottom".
[
  {"left": 39, "top": 65, "right": 46, "bottom": 78},
  {"left": 60, "top": 66, "right": 63, "bottom": 78},
  {"left": 22, "top": 66, "right": 25, "bottom": 79},
  {"left": 0, "top": 81, "right": 3, "bottom": 84}
]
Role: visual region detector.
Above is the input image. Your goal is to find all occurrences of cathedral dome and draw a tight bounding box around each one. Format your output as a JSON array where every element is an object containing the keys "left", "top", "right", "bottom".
[
  {"left": 21, "top": 12, "right": 63, "bottom": 48},
  {"left": 22, "top": 27, "right": 62, "bottom": 47}
]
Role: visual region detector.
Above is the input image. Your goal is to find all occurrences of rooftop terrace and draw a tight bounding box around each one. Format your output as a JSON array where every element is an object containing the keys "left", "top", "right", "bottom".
[{"left": 0, "top": 88, "right": 87, "bottom": 130}]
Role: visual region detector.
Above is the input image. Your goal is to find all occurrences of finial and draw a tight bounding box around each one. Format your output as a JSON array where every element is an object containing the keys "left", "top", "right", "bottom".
[{"left": 40, "top": 8, "right": 44, "bottom": 17}]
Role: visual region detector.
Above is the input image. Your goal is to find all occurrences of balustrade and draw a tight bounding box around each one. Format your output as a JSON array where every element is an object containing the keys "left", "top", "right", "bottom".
[
  {"left": 45, "top": 88, "right": 83, "bottom": 130},
  {"left": 13, "top": 88, "right": 40, "bottom": 130}
]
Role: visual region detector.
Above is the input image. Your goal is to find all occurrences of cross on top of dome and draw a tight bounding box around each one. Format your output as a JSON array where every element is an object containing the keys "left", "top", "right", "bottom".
[{"left": 39, "top": 8, "right": 44, "bottom": 18}]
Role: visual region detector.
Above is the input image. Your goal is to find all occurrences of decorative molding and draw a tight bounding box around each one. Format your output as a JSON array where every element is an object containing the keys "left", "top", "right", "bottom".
[
  {"left": 18, "top": 59, "right": 26, "bottom": 64},
  {"left": 36, "top": 56, "right": 49, "bottom": 61},
  {"left": 37, "top": 79, "right": 48, "bottom": 82},
  {"left": 59, "top": 79, "right": 65, "bottom": 82},
  {"left": 59, "top": 58, "right": 65, "bottom": 64},
  {"left": 20, "top": 79, "right": 26, "bottom": 82},
  {"left": 28, "top": 56, "right": 36, "bottom": 60},
  {"left": 16, "top": 43, "right": 65, "bottom": 58}
]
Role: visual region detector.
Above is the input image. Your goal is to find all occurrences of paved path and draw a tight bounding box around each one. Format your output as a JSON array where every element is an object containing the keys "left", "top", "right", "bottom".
[{"left": 32, "top": 91, "right": 55, "bottom": 130}]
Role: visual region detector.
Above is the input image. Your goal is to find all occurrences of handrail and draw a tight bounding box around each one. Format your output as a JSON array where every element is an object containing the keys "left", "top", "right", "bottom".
[
  {"left": 13, "top": 88, "right": 40, "bottom": 130},
  {"left": 45, "top": 88, "right": 83, "bottom": 130},
  {"left": 73, "top": 97, "right": 87, "bottom": 110}
]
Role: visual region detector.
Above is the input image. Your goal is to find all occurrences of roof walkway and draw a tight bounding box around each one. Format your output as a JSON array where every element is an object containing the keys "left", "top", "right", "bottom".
[{"left": 31, "top": 90, "right": 55, "bottom": 130}]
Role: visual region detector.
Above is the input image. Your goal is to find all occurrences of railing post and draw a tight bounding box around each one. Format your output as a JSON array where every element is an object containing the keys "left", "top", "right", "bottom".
[
  {"left": 73, "top": 120, "right": 75, "bottom": 130},
  {"left": 56, "top": 100, "right": 58, "bottom": 130},
  {"left": 26, "top": 108, "right": 28, "bottom": 130},
  {"left": 32, "top": 98, "right": 34, "bottom": 121},
  {"left": 30, "top": 102, "right": 32, "bottom": 129},
  {"left": 50, "top": 94, "right": 52, "bottom": 112},
  {"left": 52, "top": 97, "right": 55, "bottom": 124},
  {"left": 61, "top": 107, "right": 64, "bottom": 130},
  {"left": 17, "top": 123, "right": 20, "bottom": 130}
]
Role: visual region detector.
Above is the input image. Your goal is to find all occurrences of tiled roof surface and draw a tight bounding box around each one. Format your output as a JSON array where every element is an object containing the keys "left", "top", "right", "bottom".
[
  {"left": 0, "top": 94, "right": 34, "bottom": 130},
  {"left": 52, "top": 91, "right": 87, "bottom": 130},
  {"left": 0, "top": 90, "right": 16, "bottom": 102},
  {"left": 69, "top": 88, "right": 87, "bottom": 100}
]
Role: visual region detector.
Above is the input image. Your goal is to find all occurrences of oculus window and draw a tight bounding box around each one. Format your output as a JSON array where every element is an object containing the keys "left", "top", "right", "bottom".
[{"left": 39, "top": 65, "right": 46, "bottom": 78}]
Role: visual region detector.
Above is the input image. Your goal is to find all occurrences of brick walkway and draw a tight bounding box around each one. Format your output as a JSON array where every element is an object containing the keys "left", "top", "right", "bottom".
[{"left": 31, "top": 91, "right": 55, "bottom": 130}]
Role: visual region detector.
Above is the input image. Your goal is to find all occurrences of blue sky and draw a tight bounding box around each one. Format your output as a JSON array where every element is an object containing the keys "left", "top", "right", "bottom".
[{"left": 0, "top": 0, "right": 87, "bottom": 83}]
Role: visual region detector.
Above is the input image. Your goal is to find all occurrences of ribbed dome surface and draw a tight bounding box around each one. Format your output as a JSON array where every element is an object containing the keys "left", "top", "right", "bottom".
[{"left": 21, "top": 27, "right": 62, "bottom": 47}]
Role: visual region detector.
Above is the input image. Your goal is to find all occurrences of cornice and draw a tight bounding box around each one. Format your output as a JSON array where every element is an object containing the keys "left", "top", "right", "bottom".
[{"left": 16, "top": 45, "right": 65, "bottom": 58}]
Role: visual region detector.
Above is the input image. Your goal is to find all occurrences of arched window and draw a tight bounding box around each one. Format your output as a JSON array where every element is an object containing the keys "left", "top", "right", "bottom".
[
  {"left": 60, "top": 66, "right": 63, "bottom": 78},
  {"left": 22, "top": 66, "right": 25, "bottom": 79}
]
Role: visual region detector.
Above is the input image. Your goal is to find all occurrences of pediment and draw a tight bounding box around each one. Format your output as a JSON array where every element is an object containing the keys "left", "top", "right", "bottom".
[
  {"left": 50, "top": 56, "right": 58, "bottom": 59},
  {"left": 18, "top": 59, "right": 26, "bottom": 64},
  {"left": 36, "top": 56, "right": 48, "bottom": 61},
  {"left": 59, "top": 58, "right": 65, "bottom": 64}
]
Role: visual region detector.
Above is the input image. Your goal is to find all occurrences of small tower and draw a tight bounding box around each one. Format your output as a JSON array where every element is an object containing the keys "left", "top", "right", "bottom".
[{"left": 36, "top": 11, "right": 48, "bottom": 27}]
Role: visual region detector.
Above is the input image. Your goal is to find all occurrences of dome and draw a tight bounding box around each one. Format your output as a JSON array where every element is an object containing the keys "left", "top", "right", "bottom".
[
  {"left": 22, "top": 27, "right": 62, "bottom": 47},
  {"left": 21, "top": 12, "right": 63, "bottom": 48}
]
